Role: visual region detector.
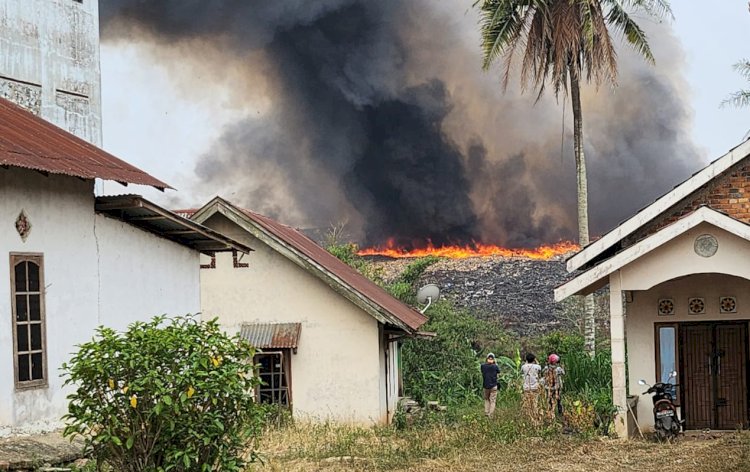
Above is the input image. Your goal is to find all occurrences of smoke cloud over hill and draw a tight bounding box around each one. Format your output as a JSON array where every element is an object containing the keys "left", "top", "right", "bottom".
[{"left": 100, "top": 0, "right": 703, "bottom": 248}]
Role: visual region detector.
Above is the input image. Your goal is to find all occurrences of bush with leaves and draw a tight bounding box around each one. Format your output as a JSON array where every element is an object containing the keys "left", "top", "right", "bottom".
[
  {"left": 62, "top": 315, "right": 263, "bottom": 472},
  {"left": 401, "top": 299, "right": 516, "bottom": 405}
]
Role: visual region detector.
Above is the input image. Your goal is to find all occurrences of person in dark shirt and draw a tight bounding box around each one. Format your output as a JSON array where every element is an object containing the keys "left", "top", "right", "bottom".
[{"left": 481, "top": 353, "right": 501, "bottom": 417}]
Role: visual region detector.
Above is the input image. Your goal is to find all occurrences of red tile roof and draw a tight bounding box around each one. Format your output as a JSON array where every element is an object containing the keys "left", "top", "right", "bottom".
[
  {"left": 186, "top": 200, "right": 428, "bottom": 333},
  {"left": 0, "top": 98, "right": 171, "bottom": 190}
]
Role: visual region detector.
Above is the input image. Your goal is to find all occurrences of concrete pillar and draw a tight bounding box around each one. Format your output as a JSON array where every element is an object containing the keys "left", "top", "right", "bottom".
[{"left": 610, "top": 271, "right": 628, "bottom": 438}]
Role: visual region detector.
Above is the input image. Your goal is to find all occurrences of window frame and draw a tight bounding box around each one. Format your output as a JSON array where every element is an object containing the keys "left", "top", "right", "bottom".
[
  {"left": 254, "top": 349, "right": 292, "bottom": 408},
  {"left": 10, "top": 253, "right": 48, "bottom": 390},
  {"left": 654, "top": 322, "right": 679, "bottom": 406}
]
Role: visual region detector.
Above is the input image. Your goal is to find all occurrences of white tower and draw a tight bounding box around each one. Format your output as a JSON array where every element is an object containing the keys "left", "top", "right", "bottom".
[{"left": 0, "top": 0, "right": 102, "bottom": 145}]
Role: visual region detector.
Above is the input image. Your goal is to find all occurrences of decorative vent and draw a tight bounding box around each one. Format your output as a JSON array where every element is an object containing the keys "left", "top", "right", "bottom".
[
  {"left": 658, "top": 298, "right": 675, "bottom": 316},
  {"left": 15, "top": 210, "right": 31, "bottom": 241},
  {"left": 688, "top": 298, "right": 706, "bottom": 315},
  {"left": 694, "top": 234, "right": 718, "bottom": 257},
  {"left": 720, "top": 296, "right": 737, "bottom": 314}
]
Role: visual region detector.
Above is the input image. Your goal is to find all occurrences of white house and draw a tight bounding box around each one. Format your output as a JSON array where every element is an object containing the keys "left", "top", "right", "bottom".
[
  {"left": 556, "top": 139, "right": 750, "bottom": 437},
  {"left": 0, "top": 98, "right": 250, "bottom": 435},
  {"left": 182, "top": 197, "right": 430, "bottom": 425}
]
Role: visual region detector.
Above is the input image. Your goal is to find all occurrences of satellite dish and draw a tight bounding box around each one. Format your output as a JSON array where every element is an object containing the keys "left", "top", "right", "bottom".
[{"left": 416, "top": 284, "right": 440, "bottom": 313}]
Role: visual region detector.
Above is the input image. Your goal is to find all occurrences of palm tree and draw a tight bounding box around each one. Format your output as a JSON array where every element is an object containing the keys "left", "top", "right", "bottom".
[
  {"left": 475, "top": 0, "right": 671, "bottom": 354},
  {"left": 722, "top": 59, "right": 750, "bottom": 108}
]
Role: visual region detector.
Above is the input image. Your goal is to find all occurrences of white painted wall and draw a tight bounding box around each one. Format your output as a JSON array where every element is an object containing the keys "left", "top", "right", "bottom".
[
  {"left": 95, "top": 215, "right": 200, "bottom": 332},
  {"left": 0, "top": 0, "right": 102, "bottom": 145},
  {"left": 0, "top": 168, "right": 200, "bottom": 434},
  {"left": 199, "top": 214, "right": 388, "bottom": 424},
  {"left": 620, "top": 222, "right": 750, "bottom": 431}
]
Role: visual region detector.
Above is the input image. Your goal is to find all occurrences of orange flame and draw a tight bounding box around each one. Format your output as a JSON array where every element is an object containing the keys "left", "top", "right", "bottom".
[{"left": 357, "top": 240, "right": 579, "bottom": 260}]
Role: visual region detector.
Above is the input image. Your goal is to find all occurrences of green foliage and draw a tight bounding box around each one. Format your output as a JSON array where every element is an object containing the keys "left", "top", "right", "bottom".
[
  {"left": 393, "top": 256, "right": 439, "bottom": 286},
  {"left": 385, "top": 256, "right": 439, "bottom": 303},
  {"left": 326, "top": 243, "right": 385, "bottom": 285},
  {"left": 62, "top": 315, "right": 263, "bottom": 472},
  {"left": 538, "top": 331, "right": 586, "bottom": 358},
  {"left": 401, "top": 299, "right": 515, "bottom": 405}
]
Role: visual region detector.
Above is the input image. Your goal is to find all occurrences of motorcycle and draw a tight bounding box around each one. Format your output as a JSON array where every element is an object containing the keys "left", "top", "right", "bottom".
[{"left": 638, "top": 371, "right": 683, "bottom": 440}]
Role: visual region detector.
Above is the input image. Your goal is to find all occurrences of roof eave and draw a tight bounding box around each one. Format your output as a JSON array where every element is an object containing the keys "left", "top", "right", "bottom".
[
  {"left": 566, "top": 138, "right": 750, "bottom": 273},
  {"left": 191, "top": 197, "right": 427, "bottom": 333},
  {"left": 95, "top": 195, "right": 253, "bottom": 255},
  {"left": 555, "top": 206, "right": 750, "bottom": 301}
]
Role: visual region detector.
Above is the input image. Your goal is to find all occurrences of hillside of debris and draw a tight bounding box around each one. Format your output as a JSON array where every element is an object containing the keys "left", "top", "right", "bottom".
[{"left": 368, "top": 255, "right": 606, "bottom": 338}]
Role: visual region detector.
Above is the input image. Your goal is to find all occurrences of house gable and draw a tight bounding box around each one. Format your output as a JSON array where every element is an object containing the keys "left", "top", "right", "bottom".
[
  {"left": 555, "top": 207, "right": 750, "bottom": 301},
  {"left": 567, "top": 139, "right": 750, "bottom": 272},
  {"left": 189, "top": 197, "right": 427, "bottom": 334},
  {"left": 626, "top": 161, "right": 750, "bottom": 246}
]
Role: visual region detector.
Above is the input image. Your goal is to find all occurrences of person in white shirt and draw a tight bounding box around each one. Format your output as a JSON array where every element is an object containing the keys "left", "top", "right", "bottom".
[{"left": 521, "top": 353, "right": 542, "bottom": 424}]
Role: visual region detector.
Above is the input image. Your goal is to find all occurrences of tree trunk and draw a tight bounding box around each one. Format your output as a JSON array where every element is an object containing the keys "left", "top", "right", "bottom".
[{"left": 570, "top": 73, "right": 595, "bottom": 356}]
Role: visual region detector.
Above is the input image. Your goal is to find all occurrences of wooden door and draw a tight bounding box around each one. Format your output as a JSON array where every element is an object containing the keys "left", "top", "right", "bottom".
[
  {"left": 715, "top": 324, "right": 748, "bottom": 430},
  {"left": 681, "top": 323, "right": 749, "bottom": 430},
  {"left": 681, "top": 324, "right": 713, "bottom": 430}
]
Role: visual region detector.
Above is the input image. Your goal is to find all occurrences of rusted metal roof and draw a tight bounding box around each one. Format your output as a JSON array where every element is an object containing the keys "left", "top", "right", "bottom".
[
  {"left": 95, "top": 195, "right": 252, "bottom": 255},
  {"left": 0, "top": 97, "right": 171, "bottom": 190},
  {"left": 188, "top": 197, "right": 428, "bottom": 333},
  {"left": 240, "top": 323, "right": 301, "bottom": 349}
]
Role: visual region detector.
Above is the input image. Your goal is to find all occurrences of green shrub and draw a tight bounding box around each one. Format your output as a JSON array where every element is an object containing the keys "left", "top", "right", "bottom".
[
  {"left": 326, "top": 243, "right": 385, "bottom": 284},
  {"left": 401, "top": 299, "right": 515, "bottom": 405},
  {"left": 62, "top": 315, "right": 263, "bottom": 472}
]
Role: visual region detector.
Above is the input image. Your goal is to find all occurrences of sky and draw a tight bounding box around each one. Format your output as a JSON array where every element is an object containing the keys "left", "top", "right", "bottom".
[{"left": 98, "top": 2, "right": 750, "bottom": 224}]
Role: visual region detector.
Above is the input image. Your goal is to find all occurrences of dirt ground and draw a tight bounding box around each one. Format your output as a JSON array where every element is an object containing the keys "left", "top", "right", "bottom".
[{"left": 253, "top": 431, "right": 750, "bottom": 472}]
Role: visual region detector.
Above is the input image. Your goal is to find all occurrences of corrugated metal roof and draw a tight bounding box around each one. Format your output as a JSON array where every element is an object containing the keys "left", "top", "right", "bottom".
[
  {"left": 95, "top": 195, "right": 252, "bottom": 255},
  {"left": 189, "top": 197, "right": 428, "bottom": 333},
  {"left": 240, "top": 323, "right": 301, "bottom": 349},
  {"left": 0, "top": 97, "right": 171, "bottom": 190}
]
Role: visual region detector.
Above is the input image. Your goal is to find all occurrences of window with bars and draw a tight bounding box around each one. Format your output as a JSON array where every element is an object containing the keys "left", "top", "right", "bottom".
[
  {"left": 11, "top": 254, "right": 47, "bottom": 389},
  {"left": 254, "top": 351, "right": 291, "bottom": 406}
]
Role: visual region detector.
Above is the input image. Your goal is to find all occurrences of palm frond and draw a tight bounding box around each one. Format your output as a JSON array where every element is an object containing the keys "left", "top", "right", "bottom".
[
  {"left": 507, "top": 5, "right": 540, "bottom": 91},
  {"left": 606, "top": 0, "right": 654, "bottom": 64},
  {"left": 619, "top": 0, "right": 674, "bottom": 20},
  {"left": 474, "top": 0, "right": 666, "bottom": 98},
  {"left": 721, "top": 90, "right": 750, "bottom": 109},
  {"left": 477, "top": 1, "right": 525, "bottom": 71},
  {"left": 733, "top": 59, "right": 750, "bottom": 81}
]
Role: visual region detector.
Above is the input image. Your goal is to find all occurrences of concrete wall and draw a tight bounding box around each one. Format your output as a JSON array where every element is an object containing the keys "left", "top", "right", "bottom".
[
  {"left": 0, "top": 168, "right": 199, "bottom": 434},
  {"left": 620, "top": 222, "right": 750, "bottom": 431},
  {"left": 95, "top": 215, "right": 200, "bottom": 332},
  {"left": 199, "top": 214, "right": 387, "bottom": 424},
  {"left": 0, "top": 0, "right": 101, "bottom": 145}
]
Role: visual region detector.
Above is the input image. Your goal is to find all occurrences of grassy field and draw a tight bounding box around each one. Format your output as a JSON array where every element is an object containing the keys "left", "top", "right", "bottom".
[{"left": 250, "top": 420, "right": 750, "bottom": 472}]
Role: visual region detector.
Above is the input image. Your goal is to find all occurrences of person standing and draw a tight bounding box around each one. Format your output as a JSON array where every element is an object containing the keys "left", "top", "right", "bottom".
[
  {"left": 481, "top": 353, "right": 501, "bottom": 417},
  {"left": 521, "top": 353, "right": 542, "bottom": 424},
  {"left": 542, "top": 353, "right": 565, "bottom": 418}
]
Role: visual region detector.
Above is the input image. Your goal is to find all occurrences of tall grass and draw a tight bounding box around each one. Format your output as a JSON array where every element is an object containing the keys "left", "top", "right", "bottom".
[{"left": 562, "top": 349, "right": 612, "bottom": 393}]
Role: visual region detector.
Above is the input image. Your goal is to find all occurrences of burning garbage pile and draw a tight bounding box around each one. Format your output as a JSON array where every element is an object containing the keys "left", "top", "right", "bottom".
[
  {"left": 365, "top": 242, "right": 582, "bottom": 337},
  {"left": 358, "top": 241, "right": 579, "bottom": 260}
]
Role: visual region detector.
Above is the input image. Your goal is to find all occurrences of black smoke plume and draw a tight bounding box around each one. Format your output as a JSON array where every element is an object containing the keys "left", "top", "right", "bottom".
[{"left": 100, "top": 0, "right": 703, "bottom": 248}]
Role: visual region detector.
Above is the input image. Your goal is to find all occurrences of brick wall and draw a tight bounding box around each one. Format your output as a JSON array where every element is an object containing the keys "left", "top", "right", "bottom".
[{"left": 626, "top": 160, "right": 750, "bottom": 246}]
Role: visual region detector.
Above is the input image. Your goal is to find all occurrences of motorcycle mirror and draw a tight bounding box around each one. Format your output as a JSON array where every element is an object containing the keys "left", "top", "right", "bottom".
[
  {"left": 638, "top": 379, "right": 647, "bottom": 386},
  {"left": 670, "top": 370, "right": 677, "bottom": 378}
]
